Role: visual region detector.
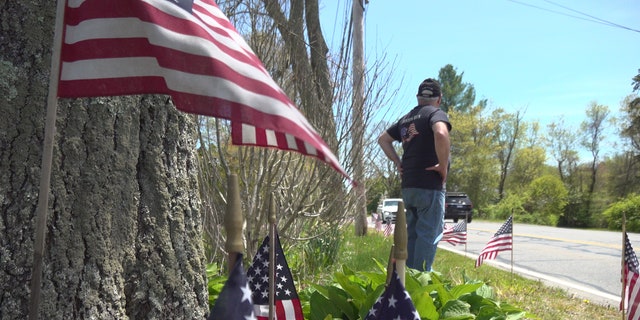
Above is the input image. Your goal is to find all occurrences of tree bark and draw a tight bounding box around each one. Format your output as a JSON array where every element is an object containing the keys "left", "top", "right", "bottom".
[{"left": 1, "top": 1, "right": 207, "bottom": 319}]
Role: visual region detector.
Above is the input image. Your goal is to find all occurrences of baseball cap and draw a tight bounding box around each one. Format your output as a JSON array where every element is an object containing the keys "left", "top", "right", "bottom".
[{"left": 416, "top": 78, "right": 441, "bottom": 98}]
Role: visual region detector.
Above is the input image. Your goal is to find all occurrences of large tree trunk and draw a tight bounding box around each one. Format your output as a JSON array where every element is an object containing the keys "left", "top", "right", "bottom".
[{"left": 1, "top": 1, "right": 208, "bottom": 319}]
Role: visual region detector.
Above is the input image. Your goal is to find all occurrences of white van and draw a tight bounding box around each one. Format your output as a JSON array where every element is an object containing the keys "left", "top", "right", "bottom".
[{"left": 380, "top": 198, "right": 403, "bottom": 223}]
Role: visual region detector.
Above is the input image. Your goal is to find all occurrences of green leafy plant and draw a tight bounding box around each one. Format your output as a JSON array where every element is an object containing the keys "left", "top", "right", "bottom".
[
  {"left": 206, "top": 262, "right": 225, "bottom": 307},
  {"left": 305, "top": 260, "right": 533, "bottom": 320}
]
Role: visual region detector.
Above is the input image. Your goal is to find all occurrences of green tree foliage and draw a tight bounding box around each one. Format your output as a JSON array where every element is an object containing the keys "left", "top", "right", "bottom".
[
  {"left": 485, "top": 193, "right": 527, "bottom": 220},
  {"left": 580, "top": 102, "right": 611, "bottom": 216},
  {"left": 437, "top": 64, "right": 479, "bottom": 113},
  {"left": 506, "top": 146, "right": 547, "bottom": 193},
  {"left": 602, "top": 153, "right": 640, "bottom": 199},
  {"left": 492, "top": 109, "right": 526, "bottom": 200},
  {"left": 447, "top": 107, "right": 499, "bottom": 211},
  {"left": 545, "top": 117, "right": 580, "bottom": 185},
  {"left": 620, "top": 93, "right": 640, "bottom": 157},
  {"left": 523, "top": 175, "right": 568, "bottom": 225},
  {"left": 365, "top": 175, "right": 388, "bottom": 214},
  {"left": 603, "top": 194, "right": 640, "bottom": 232}
]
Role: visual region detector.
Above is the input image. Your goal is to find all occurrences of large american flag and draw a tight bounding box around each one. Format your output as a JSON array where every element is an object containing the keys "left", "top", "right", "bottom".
[
  {"left": 623, "top": 232, "right": 640, "bottom": 320},
  {"left": 442, "top": 220, "right": 467, "bottom": 246},
  {"left": 247, "top": 233, "right": 303, "bottom": 320},
  {"left": 475, "top": 216, "right": 512, "bottom": 268},
  {"left": 208, "top": 254, "right": 256, "bottom": 320},
  {"left": 57, "top": 0, "right": 350, "bottom": 182},
  {"left": 365, "top": 264, "right": 420, "bottom": 320}
]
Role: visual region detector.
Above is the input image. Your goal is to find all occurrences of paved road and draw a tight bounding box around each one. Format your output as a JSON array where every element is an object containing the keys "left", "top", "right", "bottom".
[{"left": 436, "top": 220, "right": 640, "bottom": 307}]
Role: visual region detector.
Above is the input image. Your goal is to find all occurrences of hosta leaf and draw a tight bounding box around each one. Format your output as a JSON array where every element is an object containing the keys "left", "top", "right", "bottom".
[
  {"left": 440, "top": 299, "right": 474, "bottom": 319},
  {"left": 412, "top": 288, "right": 440, "bottom": 320},
  {"left": 450, "top": 283, "right": 484, "bottom": 299},
  {"left": 334, "top": 272, "right": 366, "bottom": 301},
  {"left": 327, "top": 286, "right": 358, "bottom": 320},
  {"left": 309, "top": 291, "right": 342, "bottom": 320}
]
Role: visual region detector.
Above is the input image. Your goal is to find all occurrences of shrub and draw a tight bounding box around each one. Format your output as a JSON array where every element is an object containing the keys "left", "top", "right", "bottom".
[
  {"left": 485, "top": 193, "right": 527, "bottom": 220},
  {"left": 523, "top": 175, "right": 567, "bottom": 225},
  {"left": 603, "top": 194, "right": 640, "bottom": 232}
]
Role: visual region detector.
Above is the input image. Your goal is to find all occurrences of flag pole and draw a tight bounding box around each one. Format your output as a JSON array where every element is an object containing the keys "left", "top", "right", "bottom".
[
  {"left": 511, "top": 214, "right": 514, "bottom": 279},
  {"left": 268, "top": 197, "right": 276, "bottom": 320},
  {"left": 29, "top": 0, "right": 66, "bottom": 318},
  {"left": 464, "top": 215, "right": 468, "bottom": 256},
  {"left": 225, "top": 174, "right": 244, "bottom": 272},
  {"left": 622, "top": 212, "right": 627, "bottom": 320},
  {"left": 394, "top": 201, "right": 407, "bottom": 285}
]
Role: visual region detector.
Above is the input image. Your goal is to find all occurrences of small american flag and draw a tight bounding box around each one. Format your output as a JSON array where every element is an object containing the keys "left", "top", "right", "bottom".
[
  {"left": 365, "top": 264, "right": 420, "bottom": 320},
  {"left": 207, "top": 254, "right": 256, "bottom": 320},
  {"left": 475, "top": 216, "right": 512, "bottom": 268},
  {"left": 383, "top": 222, "right": 395, "bottom": 237},
  {"left": 442, "top": 220, "right": 467, "bottom": 245},
  {"left": 623, "top": 232, "right": 640, "bottom": 320},
  {"left": 247, "top": 233, "right": 303, "bottom": 320},
  {"left": 57, "top": 0, "right": 350, "bottom": 182}
]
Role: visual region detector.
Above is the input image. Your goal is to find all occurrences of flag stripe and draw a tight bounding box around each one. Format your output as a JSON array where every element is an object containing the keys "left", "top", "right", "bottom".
[
  {"left": 66, "top": 0, "right": 263, "bottom": 72},
  {"left": 442, "top": 234, "right": 466, "bottom": 245},
  {"left": 629, "top": 272, "right": 640, "bottom": 320},
  {"left": 59, "top": 0, "right": 351, "bottom": 182},
  {"left": 61, "top": 0, "right": 294, "bottom": 117},
  {"left": 277, "top": 300, "right": 304, "bottom": 320},
  {"left": 62, "top": 26, "right": 285, "bottom": 103}
]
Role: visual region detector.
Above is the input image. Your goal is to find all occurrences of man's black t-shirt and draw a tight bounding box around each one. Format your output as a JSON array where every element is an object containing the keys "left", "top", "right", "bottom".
[{"left": 387, "top": 105, "right": 451, "bottom": 190}]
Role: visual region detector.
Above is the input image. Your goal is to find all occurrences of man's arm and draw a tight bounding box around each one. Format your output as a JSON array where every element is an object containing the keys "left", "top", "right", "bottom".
[
  {"left": 377, "top": 131, "right": 402, "bottom": 173},
  {"left": 428, "top": 121, "right": 450, "bottom": 183}
]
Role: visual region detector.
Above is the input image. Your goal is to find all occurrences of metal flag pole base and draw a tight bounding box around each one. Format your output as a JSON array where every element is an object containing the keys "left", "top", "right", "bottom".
[{"left": 394, "top": 201, "right": 407, "bottom": 285}]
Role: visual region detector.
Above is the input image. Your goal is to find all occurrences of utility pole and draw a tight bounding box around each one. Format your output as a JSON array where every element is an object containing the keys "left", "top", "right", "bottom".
[{"left": 352, "top": 0, "right": 367, "bottom": 236}]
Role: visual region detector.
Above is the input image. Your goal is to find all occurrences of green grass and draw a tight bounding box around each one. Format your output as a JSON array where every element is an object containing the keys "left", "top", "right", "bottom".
[{"left": 334, "top": 226, "right": 621, "bottom": 320}]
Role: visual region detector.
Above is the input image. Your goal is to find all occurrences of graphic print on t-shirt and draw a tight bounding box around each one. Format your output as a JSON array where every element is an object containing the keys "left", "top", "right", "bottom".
[{"left": 401, "top": 123, "right": 419, "bottom": 143}]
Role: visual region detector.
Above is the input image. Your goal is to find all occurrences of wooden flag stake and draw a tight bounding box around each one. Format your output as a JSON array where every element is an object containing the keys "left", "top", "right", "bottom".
[
  {"left": 225, "top": 174, "right": 244, "bottom": 272},
  {"left": 622, "top": 212, "right": 627, "bottom": 320},
  {"left": 268, "top": 196, "right": 276, "bottom": 320},
  {"left": 386, "top": 245, "right": 395, "bottom": 286},
  {"left": 29, "top": 0, "right": 66, "bottom": 318}
]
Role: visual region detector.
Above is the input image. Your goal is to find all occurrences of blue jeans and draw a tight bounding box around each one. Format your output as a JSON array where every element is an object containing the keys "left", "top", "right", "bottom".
[{"left": 402, "top": 188, "right": 445, "bottom": 272}]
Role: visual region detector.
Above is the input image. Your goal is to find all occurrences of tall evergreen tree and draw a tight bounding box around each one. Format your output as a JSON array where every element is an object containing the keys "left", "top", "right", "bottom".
[{"left": 437, "top": 64, "right": 478, "bottom": 113}]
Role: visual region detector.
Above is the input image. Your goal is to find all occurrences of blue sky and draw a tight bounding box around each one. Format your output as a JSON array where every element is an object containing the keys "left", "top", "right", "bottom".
[{"left": 321, "top": 0, "right": 639, "bottom": 158}]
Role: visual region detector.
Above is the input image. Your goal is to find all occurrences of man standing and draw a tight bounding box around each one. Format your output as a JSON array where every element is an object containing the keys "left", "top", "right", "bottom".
[{"left": 377, "top": 78, "right": 451, "bottom": 272}]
